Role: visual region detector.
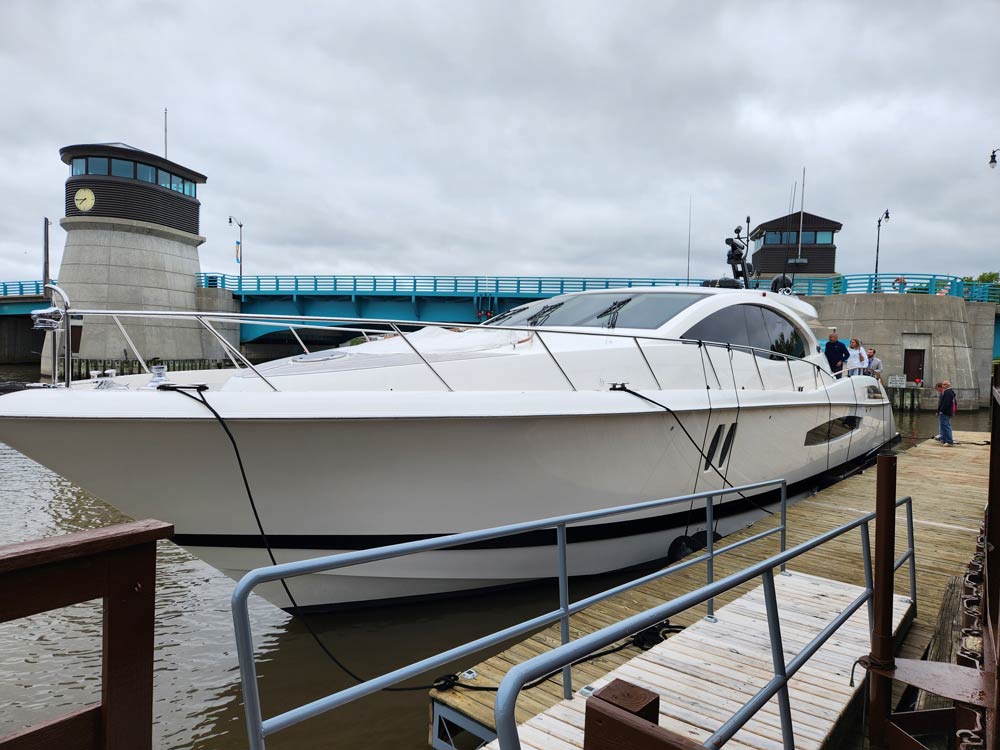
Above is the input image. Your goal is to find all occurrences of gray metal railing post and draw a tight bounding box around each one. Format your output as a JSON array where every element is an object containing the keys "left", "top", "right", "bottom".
[
  {"left": 761, "top": 571, "right": 795, "bottom": 749},
  {"left": 861, "top": 521, "right": 874, "bottom": 634},
  {"left": 556, "top": 523, "right": 572, "bottom": 699},
  {"left": 905, "top": 498, "right": 917, "bottom": 605},
  {"left": 779, "top": 481, "right": 788, "bottom": 574},
  {"left": 232, "top": 587, "right": 267, "bottom": 750},
  {"left": 705, "top": 494, "right": 717, "bottom": 622}
]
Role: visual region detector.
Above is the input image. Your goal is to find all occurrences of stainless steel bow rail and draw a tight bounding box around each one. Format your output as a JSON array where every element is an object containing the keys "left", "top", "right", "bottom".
[
  {"left": 230, "top": 478, "right": 789, "bottom": 750},
  {"left": 493, "top": 479, "right": 916, "bottom": 750},
  {"left": 35, "top": 285, "right": 844, "bottom": 395}
]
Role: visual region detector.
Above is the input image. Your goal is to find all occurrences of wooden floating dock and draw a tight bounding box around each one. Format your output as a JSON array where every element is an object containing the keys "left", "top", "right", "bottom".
[
  {"left": 431, "top": 431, "right": 991, "bottom": 745},
  {"left": 485, "top": 573, "right": 912, "bottom": 750}
]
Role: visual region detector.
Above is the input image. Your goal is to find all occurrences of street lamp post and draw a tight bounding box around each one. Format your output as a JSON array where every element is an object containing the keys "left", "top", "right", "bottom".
[
  {"left": 228, "top": 216, "right": 244, "bottom": 289},
  {"left": 874, "top": 209, "right": 890, "bottom": 278}
]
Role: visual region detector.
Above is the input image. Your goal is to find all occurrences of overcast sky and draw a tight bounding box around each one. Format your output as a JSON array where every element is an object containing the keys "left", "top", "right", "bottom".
[{"left": 1, "top": 0, "right": 998, "bottom": 283}]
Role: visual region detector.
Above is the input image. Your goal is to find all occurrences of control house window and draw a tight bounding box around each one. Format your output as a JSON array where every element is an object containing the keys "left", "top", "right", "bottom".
[
  {"left": 111, "top": 159, "right": 134, "bottom": 178},
  {"left": 71, "top": 155, "right": 198, "bottom": 198},
  {"left": 87, "top": 157, "right": 109, "bottom": 175},
  {"left": 801, "top": 231, "right": 815, "bottom": 244},
  {"left": 781, "top": 231, "right": 797, "bottom": 244},
  {"left": 816, "top": 231, "right": 833, "bottom": 244},
  {"left": 764, "top": 231, "right": 781, "bottom": 245}
]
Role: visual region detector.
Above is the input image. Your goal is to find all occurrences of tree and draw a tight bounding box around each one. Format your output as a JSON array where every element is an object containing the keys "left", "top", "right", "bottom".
[{"left": 963, "top": 271, "right": 1000, "bottom": 283}]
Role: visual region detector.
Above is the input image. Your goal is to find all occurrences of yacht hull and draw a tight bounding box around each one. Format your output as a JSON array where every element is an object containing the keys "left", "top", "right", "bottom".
[{"left": 0, "top": 381, "right": 892, "bottom": 609}]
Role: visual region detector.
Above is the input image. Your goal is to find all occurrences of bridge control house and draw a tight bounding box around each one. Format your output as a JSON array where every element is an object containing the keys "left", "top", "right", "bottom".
[
  {"left": 42, "top": 142, "right": 235, "bottom": 376},
  {"left": 749, "top": 212, "right": 842, "bottom": 277}
]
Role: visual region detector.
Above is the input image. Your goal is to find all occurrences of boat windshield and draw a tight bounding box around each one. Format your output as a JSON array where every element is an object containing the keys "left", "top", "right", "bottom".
[{"left": 484, "top": 292, "right": 705, "bottom": 330}]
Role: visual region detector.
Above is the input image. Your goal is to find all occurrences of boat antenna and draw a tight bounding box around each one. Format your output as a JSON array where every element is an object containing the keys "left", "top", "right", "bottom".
[
  {"left": 164, "top": 108, "right": 168, "bottom": 159},
  {"left": 788, "top": 181, "right": 797, "bottom": 214},
  {"left": 686, "top": 195, "right": 692, "bottom": 284},
  {"left": 790, "top": 167, "right": 806, "bottom": 288}
]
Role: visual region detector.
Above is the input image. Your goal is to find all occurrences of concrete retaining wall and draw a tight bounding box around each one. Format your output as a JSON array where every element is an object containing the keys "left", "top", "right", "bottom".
[{"left": 805, "top": 294, "right": 994, "bottom": 409}]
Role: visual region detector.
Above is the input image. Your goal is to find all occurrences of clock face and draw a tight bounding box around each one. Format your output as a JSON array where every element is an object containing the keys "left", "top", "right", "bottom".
[{"left": 73, "top": 188, "right": 95, "bottom": 212}]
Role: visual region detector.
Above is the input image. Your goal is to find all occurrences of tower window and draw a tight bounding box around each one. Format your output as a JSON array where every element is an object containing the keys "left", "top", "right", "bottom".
[
  {"left": 801, "top": 231, "right": 815, "bottom": 244},
  {"left": 816, "top": 231, "right": 834, "bottom": 244},
  {"left": 158, "top": 169, "right": 171, "bottom": 188},
  {"left": 137, "top": 163, "right": 156, "bottom": 183},
  {"left": 71, "top": 158, "right": 86, "bottom": 176},
  {"left": 764, "top": 231, "right": 781, "bottom": 244},
  {"left": 111, "top": 159, "right": 134, "bottom": 178},
  {"left": 170, "top": 173, "right": 184, "bottom": 192},
  {"left": 87, "top": 157, "right": 109, "bottom": 175}
]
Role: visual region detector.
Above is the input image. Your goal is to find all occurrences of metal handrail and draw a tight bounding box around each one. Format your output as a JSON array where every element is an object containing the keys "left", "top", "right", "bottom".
[
  {"left": 45, "top": 307, "right": 844, "bottom": 396},
  {"left": 231, "top": 478, "right": 789, "bottom": 750},
  {"left": 493, "top": 496, "right": 917, "bottom": 750}
]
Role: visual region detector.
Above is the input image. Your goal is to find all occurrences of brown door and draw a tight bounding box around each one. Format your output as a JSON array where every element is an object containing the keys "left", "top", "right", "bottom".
[{"left": 903, "top": 349, "right": 925, "bottom": 384}]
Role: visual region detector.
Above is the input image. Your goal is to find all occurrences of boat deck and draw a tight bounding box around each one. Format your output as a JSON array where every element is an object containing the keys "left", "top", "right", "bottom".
[
  {"left": 484, "top": 572, "right": 912, "bottom": 750},
  {"left": 430, "top": 431, "right": 990, "bottom": 745}
]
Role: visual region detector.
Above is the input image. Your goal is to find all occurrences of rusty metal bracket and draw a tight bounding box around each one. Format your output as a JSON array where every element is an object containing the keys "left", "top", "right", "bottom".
[{"left": 859, "top": 657, "right": 993, "bottom": 708}]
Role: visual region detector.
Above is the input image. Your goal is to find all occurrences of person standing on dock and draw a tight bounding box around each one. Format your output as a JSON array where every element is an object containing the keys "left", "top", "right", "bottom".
[
  {"left": 824, "top": 331, "right": 849, "bottom": 378},
  {"left": 936, "top": 381, "right": 956, "bottom": 446}
]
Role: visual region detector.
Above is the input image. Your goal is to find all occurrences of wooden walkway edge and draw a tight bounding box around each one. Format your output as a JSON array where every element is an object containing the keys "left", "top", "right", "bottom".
[{"left": 430, "top": 431, "right": 990, "bottom": 744}]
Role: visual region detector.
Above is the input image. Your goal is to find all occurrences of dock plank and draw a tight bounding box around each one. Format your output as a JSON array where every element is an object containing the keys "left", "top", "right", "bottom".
[{"left": 431, "top": 432, "right": 989, "bottom": 745}]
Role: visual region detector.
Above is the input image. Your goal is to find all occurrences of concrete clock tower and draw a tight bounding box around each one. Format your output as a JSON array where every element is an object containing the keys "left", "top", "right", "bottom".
[{"left": 44, "top": 143, "right": 228, "bottom": 375}]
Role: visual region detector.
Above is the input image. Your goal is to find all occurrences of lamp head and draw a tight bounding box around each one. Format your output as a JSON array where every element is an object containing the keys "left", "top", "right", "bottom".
[
  {"left": 990, "top": 150, "right": 998, "bottom": 169},
  {"left": 228, "top": 216, "right": 234, "bottom": 225},
  {"left": 883, "top": 209, "right": 890, "bottom": 222}
]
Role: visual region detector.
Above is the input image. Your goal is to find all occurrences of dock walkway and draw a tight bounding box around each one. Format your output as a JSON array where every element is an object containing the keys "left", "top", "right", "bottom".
[
  {"left": 430, "top": 431, "right": 990, "bottom": 744},
  {"left": 485, "top": 572, "right": 912, "bottom": 750}
]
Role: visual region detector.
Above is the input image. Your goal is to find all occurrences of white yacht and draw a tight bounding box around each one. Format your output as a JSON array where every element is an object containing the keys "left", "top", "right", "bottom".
[{"left": 0, "top": 287, "right": 893, "bottom": 609}]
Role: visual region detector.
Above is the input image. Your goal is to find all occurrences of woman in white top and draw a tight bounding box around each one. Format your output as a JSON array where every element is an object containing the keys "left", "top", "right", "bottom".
[{"left": 846, "top": 338, "right": 869, "bottom": 377}]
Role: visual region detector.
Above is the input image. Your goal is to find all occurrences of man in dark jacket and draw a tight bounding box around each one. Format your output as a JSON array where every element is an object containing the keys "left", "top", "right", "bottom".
[
  {"left": 936, "top": 380, "right": 956, "bottom": 446},
  {"left": 824, "top": 332, "right": 849, "bottom": 378}
]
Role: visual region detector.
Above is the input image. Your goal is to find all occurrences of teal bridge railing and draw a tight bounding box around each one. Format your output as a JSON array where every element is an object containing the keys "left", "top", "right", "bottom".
[
  {"left": 2, "top": 273, "right": 999, "bottom": 302},
  {"left": 191, "top": 272, "right": 1000, "bottom": 301}
]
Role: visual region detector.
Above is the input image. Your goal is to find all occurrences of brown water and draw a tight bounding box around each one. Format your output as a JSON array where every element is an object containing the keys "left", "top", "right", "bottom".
[{"left": 0, "top": 362, "right": 991, "bottom": 748}]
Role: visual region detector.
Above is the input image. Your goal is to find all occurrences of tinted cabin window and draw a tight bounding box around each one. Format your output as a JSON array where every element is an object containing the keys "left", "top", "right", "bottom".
[
  {"left": 781, "top": 231, "right": 797, "bottom": 244},
  {"left": 801, "top": 231, "right": 815, "bottom": 244},
  {"left": 170, "top": 173, "right": 184, "bottom": 192},
  {"left": 764, "top": 231, "right": 781, "bottom": 244},
  {"left": 183, "top": 179, "right": 196, "bottom": 197},
  {"left": 136, "top": 163, "right": 156, "bottom": 183},
  {"left": 88, "top": 157, "right": 109, "bottom": 175},
  {"left": 71, "top": 158, "right": 86, "bottom": 176},
  {"left": 486, "top": 293, "right": 704, "bottom": 330},
  {"left": 742, "top": 306, "right": 773, "bottom": 355},
  {"left": 158, "top": 169, "right": 171, "bottom": 188},
  {"left": 816, "top": 231, "right": 833, "bottom": 244},
  {"left": 761, "top": 308, "right": 806, "bottom": 358},
  {"left": 682, "top": 306, "right": 751, "bottom": 347}
]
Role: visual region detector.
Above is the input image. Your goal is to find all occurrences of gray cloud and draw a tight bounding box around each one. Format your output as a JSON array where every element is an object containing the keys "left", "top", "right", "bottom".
[{"left": 1, "top": 0, "right": 998, "bottom": 285}]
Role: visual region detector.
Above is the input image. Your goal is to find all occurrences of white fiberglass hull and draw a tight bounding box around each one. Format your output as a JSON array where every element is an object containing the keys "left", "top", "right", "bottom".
[{"left": 0, "top": 380, "right": 892, "bottom": 609}]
